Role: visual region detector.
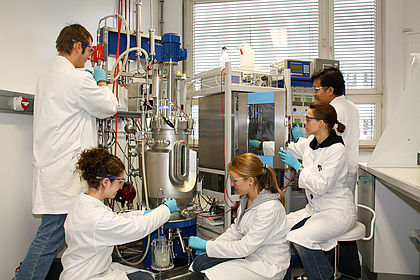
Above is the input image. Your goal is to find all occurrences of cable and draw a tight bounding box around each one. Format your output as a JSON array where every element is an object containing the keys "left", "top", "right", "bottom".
[
  {"left": 281, "top": 174, "right": 298, "bottom": 192},
  {"left": 171, "top": 102, "right": 189, "bottom": 118}
]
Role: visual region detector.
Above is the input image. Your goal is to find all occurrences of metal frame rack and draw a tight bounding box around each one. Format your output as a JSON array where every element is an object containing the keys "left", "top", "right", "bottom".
[{"left": 187, "top": 62, "right": 287, "bottom": 232}]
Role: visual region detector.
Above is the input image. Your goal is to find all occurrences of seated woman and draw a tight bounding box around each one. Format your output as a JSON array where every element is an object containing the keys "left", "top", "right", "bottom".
[
  {"left": 189, "top": 153, "right": 290, "bottom": 280},
  {"left": 279, "top": 102, "right": 356, "bottom": 280},
  {"left": 59, "top": 147, "right": 178, "bottom": 280}
]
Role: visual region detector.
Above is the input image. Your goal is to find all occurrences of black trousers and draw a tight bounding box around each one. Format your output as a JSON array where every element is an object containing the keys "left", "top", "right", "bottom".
[{"left": 338, "top": 241, "right": 361, "bottom": 278}]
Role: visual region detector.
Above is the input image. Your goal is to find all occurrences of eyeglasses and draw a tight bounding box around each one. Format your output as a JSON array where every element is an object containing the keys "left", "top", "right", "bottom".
[
  {"left": 313, "top": 86, "right": 329, "bottom": 95},
  {"left": 72, "top": 39, "right": 95, "bottom": 55},
  {"left": 229, "top": 176, "right": 248, "bottom": 183},
  {"left": 96, "top": 176, "right": 126, "bottom": 184},
  {"left": 305, "top": 115, "right": 323, "bottom": 122}
]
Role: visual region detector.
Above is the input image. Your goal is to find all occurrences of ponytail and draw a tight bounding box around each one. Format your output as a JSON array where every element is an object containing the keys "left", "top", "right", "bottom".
[{"left": 336, "top": 121, "right": 346, "bottom": 133}]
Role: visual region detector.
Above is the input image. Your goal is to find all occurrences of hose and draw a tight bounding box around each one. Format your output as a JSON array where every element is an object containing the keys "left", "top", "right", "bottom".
[{"left": 110, "top": 47, "right": 149, "bottom": 82}]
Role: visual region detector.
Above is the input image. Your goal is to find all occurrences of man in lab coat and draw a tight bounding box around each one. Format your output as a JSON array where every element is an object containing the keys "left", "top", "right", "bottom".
[
  {"left": 311, "top": 67, "right": 361, "bottom": 278},
  {"left": 17, "top": 24, "right": 118, "bottom": 280}
]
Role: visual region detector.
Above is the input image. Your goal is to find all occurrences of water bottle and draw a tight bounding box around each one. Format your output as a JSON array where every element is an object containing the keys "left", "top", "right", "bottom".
[{"left": 219, "top": 46, "right": 230, "bottom": 67}]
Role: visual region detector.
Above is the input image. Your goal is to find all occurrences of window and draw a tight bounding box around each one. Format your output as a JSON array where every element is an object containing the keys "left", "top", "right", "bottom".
[
  {"left": 357, "top": 103, "right": 375, "bottom": 141},
  {"left": 334, "top": 0, "right": 377, "bottom": 89},
  {"left": 192, "top": 0, "right": 319, "bottom": 75},
  {"left": 348, "top": 95, "right": 382, "bottom": 147},
  {"left": 187, "top": 0, "right": 381, "bottom": 146}
]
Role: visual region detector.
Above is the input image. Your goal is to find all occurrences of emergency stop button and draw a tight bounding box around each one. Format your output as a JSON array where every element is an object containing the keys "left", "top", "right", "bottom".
[{"left": 13, "top": 96, "right": 30, "bottom": 111}]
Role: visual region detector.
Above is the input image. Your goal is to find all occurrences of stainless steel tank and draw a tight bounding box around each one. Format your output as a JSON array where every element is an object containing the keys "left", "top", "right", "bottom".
[{"left": 143, "top": 115, "right": 196, "bottom": 210}]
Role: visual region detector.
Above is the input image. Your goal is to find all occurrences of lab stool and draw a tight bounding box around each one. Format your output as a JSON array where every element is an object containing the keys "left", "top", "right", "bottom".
[{"left": 333, "top": 204, "right": 376, "bottom": 280}]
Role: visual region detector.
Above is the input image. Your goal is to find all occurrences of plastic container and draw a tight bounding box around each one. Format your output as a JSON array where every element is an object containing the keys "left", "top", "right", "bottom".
[{"left": 240, "top": 43, "right": 255, "bottom": 70}]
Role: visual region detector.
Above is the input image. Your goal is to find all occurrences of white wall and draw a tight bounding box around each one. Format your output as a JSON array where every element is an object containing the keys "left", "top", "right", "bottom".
[
  {"left": 0, "top": 0, "right": 150, "bottom": 278},
  {"left": 383, "top": 0, "right": 420, "bottom": 123}
]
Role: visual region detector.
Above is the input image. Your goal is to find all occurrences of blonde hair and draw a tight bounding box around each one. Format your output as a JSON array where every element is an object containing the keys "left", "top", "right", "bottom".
[{"left": 227, "top": 153, "right": 285, "bottom": 205}]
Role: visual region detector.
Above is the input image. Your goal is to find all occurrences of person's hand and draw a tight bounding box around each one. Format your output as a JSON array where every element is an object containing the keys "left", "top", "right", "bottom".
[
  {"left": 291, "top": 124, "right": 303, "bottom": 141},
  {"left": 163, "top": 198, "right": 178, "bottom": 213},
  {"left": 189, "top": 236, "right": 207, "bottom": 251},
  {"left": 249, "top": 139, "right": 260, "bottom": 148},
  {"left": 279, "top": 149, "right": 302, "bottom": 172},
  {"left": 143, "top": 209, "right": 152, "bottom": 215},
  {"left": 93, "top": 66, "right": 107, "bottom": 83}
]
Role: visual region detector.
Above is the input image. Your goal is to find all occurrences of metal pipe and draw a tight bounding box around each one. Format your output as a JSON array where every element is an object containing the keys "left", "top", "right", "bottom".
[
  {"left": 152, "top": 66, "right": 160, "bottom": 117},
  {"left": 136, "top": 0, "right": 142, "bottom": 72},
  {"left": 176, "top": 229, "right": 187, "bottom": 253},
  {"left": 166, "top": 61, "right": 176, "bottom": 107},
  {"left": 149, "top": 0, "right": 153, "bottom": 32},
  {"left": 149, "top": 29, "right": 155, "bottom": 57},
  {"left": 160, "top": 0, "right": 164, "bottom": 35},
  {"left": 97, "top": 14, "right": 131, "bottom": 73}
]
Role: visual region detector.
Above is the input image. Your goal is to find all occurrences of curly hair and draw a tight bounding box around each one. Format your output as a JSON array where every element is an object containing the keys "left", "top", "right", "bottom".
[
  {"left": 76, "top": 148, "right": 125, "bottom": 189},
  {"left": 227, "top": 153, "right": 285, "bottom": 205}
]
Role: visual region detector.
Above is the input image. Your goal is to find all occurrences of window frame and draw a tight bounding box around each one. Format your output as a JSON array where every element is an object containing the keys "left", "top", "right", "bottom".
[
  {"left": 347, "top": 94, "right": 382, "bottom": 149},
  {"left": 183, "top": 0, "right": 383, "bottom": 147}
]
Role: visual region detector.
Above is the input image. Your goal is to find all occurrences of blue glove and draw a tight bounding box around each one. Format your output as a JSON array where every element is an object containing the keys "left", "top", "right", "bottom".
[
  {"left": 189, "top": 236, "right": 207, "bottom": 251},
  {"left": 291, "top": 124, "right": 303, "bottom": 141},
  {"left": 93, "top": 66, "right": 107, "bottom": 83},
  {"left": 249, "top": 139, "right": 260, "bottom": 148},
  {"left": 163, "top": 198, "right": 178, "bottom": 213},
  {"left": 279, "top": 149, "right": 302, "bottom": 172},
  {"left": 143, "top": 209, "right": 152, "bottom": 215}
]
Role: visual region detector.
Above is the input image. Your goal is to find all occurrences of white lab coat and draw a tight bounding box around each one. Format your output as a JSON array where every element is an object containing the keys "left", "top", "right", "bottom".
[
  {"left": 60, "top": 193, "right": 170, "bottom": 280},
  {"left": 32, "top": 56, "right": 118, "bottom": 214},
  {"left": 286, "top": 132, "right": 356, "bottom": 251},
  {"left": 203, "top": 189, "right": 290, "bottom": 280},
  {"left": 330, "top": 96, "right": 360, "bottom": 191}
]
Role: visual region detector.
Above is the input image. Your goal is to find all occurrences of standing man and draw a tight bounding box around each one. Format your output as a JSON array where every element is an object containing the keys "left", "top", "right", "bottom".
[
  {"left": 17, "top": 24, "right": 118, "bottom": 280},
  {"left": 311, "top": 67, "right": 360, "bottom": 279}
]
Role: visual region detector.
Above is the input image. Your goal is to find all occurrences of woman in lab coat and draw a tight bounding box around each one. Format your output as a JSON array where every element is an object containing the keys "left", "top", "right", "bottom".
[
  {"left": 60, "top": 148, "right": 178, "bottom": 280},
  {"left": 279, "top": 102, "right": 356, "bottom": 280},
  {"left": 188, "top": 153, "right": 290, "bottom": 280}
]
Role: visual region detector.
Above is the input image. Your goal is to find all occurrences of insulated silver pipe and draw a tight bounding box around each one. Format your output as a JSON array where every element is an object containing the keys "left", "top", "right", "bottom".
[
  {"left": 152, "top": 66, "right": 160, "bottom": 117},
  {"left": 149, "top": 0, "right": 155, "bottom": 57},
  {"left": 166, "top": 61, "right": 176, "bottom": 105},
  {"left": 136, "top": 1, "right": 142, "bottom": 72}
]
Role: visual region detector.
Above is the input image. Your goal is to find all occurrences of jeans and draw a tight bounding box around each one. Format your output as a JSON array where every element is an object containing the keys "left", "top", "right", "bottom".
[
  {"left": 191, "top": 253, "right": 234, "bottom": 277},
  {"left": 294, "top": 243, "right": 332, "bottom": 280},
  {"left": 17, "top": 214, "right": 67, "bottom": 280}
]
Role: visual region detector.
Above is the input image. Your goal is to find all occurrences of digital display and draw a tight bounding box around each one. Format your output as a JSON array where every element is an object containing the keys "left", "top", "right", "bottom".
[
  {"left": 290, "top": 64, "right": 303, "bottom": 73},
  {"left": 305, "top": 97, "right": 312, "bottom": 103},
  {"left": 294, "top": 97, "right": 302, "bottom": 102},
  {"left": 295, "top": 118, "right": 301, "bottom": 124}
]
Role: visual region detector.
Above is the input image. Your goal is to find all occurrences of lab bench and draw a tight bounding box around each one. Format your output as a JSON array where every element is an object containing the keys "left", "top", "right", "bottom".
[{"left": 358, "top": 164, "right": 420, "bottom": 279}]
